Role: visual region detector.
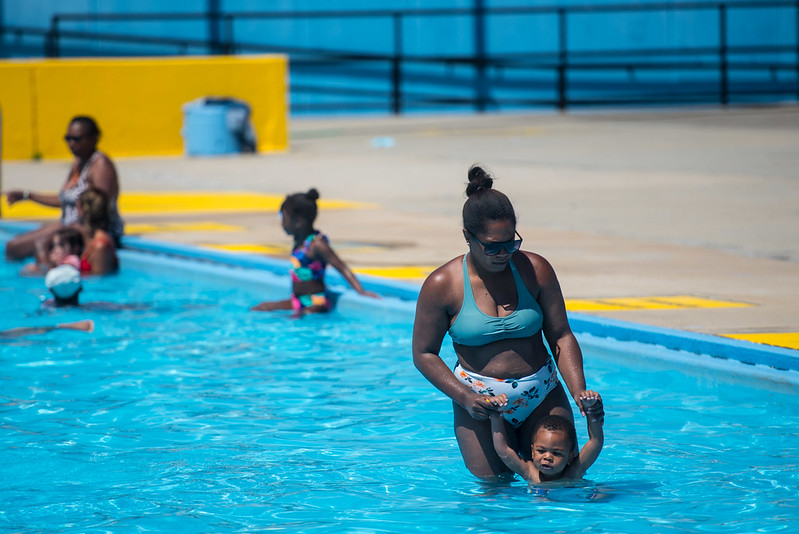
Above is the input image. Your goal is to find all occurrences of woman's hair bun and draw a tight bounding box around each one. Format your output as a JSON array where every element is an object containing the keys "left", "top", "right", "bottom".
[
  {"left": 306, "top": 188, "right": 320, "bottom": 201},
  {"left": 465, "top": 164, "right": 493, "bottom": 197}
]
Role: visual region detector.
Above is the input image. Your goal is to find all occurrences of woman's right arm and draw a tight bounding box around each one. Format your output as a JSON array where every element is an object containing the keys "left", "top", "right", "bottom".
[
  {"left": 5, "top": 190, "right": 61, "bottom": 208},
  {"left": 412, "top": 265, "right": 500, "bottom": 420}
]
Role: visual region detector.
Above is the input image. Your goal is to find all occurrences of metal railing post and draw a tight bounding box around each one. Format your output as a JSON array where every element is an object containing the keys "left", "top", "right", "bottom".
[
  {"left": 223, "top": 14, "right": 234, "bottom": 54},
  {"left": 557, "top": 8, "right": 568, "bottom": 111},
  {"left": 474, "top": 0, "right": 488, "bottom": 112},
  {"left": 45, "top": 15, "right": 60, "bottom": 57},
  {"left": 719, "top": 3, "right": 729, "bottom": 105},
  {"left": 391, "top": 12, "right": 403, "bottom": 115}
]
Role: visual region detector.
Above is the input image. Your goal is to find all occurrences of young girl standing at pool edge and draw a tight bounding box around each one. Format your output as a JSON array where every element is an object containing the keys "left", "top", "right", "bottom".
[{"left": 250, "top": 188, "right": 378, "bottom": 315}]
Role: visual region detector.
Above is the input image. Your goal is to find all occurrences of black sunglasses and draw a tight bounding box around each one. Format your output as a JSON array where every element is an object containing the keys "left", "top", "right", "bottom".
[
  {"left": 468, "top": 230, "right": 523, "bottom": 256},
  {"left": 64, "top": 135, "right": 85, "bottom": 143}
]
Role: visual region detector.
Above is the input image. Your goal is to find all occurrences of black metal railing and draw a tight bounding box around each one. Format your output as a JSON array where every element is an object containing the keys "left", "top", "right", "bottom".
[{"left": 1, "top": 1, "right": 797, "bottom": 113}]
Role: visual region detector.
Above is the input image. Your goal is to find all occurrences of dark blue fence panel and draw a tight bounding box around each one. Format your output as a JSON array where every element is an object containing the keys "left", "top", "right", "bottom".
[{"left": 1, "top": 1, "right": 797, "bottom": 114}]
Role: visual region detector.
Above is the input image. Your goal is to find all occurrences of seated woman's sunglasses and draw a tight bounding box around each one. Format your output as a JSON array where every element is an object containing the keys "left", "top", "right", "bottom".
[{"left": 468, "top": 230, "right": 523, "bottom": 256}]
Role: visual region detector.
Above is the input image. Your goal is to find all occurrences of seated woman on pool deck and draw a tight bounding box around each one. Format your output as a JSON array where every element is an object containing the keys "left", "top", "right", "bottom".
[
  {"left": 412, "top": 164, "right": 597, "bottom": 481},
  {"left": 250, "top": 188, "right": 378, "bottom": 316},
  {"left": 4, "top": 115, "right": 124, "bottom": 261}
]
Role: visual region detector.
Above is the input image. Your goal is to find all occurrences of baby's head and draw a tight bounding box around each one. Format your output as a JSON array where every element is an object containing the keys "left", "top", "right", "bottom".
[
  {"left": 50, "top": 227, "right": 85, "bottom": 264},
  {"left": 531, "top": 415, "right": 577, "bottom": 478},
  {"left": 280, "top": 188, "right": 320, "bottom": 232}
]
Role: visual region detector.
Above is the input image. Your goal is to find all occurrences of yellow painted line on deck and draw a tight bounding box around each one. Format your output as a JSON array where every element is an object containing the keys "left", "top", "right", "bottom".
[
  {"left": 354, "top": 265, "right": 438, "bottom": 279},
  {"left": 206, "top": 243, "right": 388, "bottom": 256},
  {"left": 0, "top": 192, "right": 373, "bottom": 219},
  {"left": 126, "top": 222, "right": 246, "bottom": 234},
  {"left": 565, "top": 295, "right": 750, "bottom": 312},
  {"left": 719, "top": 332, "right": 799, "bottom": 351},
  {"left": 203, "top": 243, "right": 289, "bottom": 255}
]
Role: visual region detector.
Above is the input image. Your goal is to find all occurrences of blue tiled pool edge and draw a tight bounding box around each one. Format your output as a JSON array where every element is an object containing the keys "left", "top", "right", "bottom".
[{"left": 2, "top": 221, "right": 797, "bottom": 372}]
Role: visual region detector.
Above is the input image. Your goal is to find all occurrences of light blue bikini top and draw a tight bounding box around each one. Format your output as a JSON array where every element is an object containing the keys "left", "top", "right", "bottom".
[{"left": 448, "top": 255, "right": 543, "bottom": 346}]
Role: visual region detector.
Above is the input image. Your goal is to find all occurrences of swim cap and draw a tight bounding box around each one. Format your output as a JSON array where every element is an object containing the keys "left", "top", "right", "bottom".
[{"left": 45, "top": 265, "right": 82, "bottom": 299}]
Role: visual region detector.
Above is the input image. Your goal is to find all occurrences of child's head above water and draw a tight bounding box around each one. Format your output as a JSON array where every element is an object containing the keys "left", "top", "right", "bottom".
[
  {"left": 52, "top": 227, "right": 83, "bottom": 255},
  {"left": 281, "top": 188, "right": 320, "bottom": 225},
  {"left": 50, "top": 227, "right": 85, "bottom": 264},
  {"left": 531, "top": 414, "right": 578, "bottom": 478}
]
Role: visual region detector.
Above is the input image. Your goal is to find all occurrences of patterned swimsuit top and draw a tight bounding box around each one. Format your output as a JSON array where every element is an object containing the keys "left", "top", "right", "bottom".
[
  {"left": 58, "top": 151, "right": 125, "bottom": 240},
  {"left": 290, "top": 231, "right": 328, "bottom": 283}
]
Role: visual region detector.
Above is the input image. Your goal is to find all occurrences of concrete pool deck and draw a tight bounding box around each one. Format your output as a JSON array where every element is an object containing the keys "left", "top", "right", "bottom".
[{"left": 2, "top": 105, "right": 798, "bottom": 352}]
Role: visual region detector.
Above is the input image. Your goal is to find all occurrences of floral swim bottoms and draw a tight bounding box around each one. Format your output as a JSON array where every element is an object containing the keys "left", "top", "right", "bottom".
[{"left": 454, "top": 358, "right": 560, "bottom": 428}]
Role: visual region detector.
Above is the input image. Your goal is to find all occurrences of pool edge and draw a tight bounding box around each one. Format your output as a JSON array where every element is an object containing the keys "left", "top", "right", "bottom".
[{"left": 2, "top": 221, "right": 797, "bottom": 372}]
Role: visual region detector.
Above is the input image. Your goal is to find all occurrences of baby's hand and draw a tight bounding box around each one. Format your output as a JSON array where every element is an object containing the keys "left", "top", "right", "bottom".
[
  {"left": 481, "top": 393, "right": 508, "bottom": 415},
  {"left": 580, "top": 391, "right": 604, "bottom": 423}
]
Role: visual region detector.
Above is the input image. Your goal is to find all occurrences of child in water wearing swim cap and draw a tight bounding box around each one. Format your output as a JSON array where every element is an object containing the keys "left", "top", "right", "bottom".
[
  {"left": 44, "top": 264, "right": 83, "bottom": 307},
  {"left": 490, "top": 391, "right": 604, "bottom": 483},
  {"left": 250, "top": 188, "right": 378, "bottom": 316}
]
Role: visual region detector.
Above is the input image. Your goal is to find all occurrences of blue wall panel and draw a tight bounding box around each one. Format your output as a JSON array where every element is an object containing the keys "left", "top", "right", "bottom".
[{"left": 2, "top": 0, "right": 796, "bottom": 114}]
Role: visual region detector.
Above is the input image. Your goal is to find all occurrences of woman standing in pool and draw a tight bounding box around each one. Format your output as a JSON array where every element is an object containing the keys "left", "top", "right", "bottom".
[
  {"left": 250, "top": 188, "right": 377, "bottom": 315},
  {"left": 412, "top": 164, "right": 595, "bottom": 481},
  {"left": 4, "top": 116, "right": 124, "bottom": 261}
]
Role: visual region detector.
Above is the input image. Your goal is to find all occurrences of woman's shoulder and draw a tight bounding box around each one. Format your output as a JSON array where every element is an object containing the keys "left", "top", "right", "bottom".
[
  {"left": 420, "top": 255, "right": 464, "bottom": 292},
  {"left": 93, "top": 150, "right": 114, "bottom": 164},
  {"left": 515, "top": 250, "right": 556, "bottom": 277},
  {"left": 87, "top": 152, "right": 119, "bottom": 185}
]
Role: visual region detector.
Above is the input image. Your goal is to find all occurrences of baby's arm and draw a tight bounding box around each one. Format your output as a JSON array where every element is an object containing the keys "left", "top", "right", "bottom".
[
  {"left": 489, "top": 395, "right": 531, "bottom": 479},
  {"left": 568, "top": 391, "right": 605, "bottom": 478}
]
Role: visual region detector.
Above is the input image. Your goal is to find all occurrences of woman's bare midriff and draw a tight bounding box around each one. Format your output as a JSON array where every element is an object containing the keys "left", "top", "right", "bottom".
[{"left": 454, "top": 334, "right": 550, "bottom": 378}]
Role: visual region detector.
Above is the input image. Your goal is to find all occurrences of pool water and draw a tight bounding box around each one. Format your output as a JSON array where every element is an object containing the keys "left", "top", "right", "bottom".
[{"left": 2, "top": 236, "right": 798, "bottom": 533}]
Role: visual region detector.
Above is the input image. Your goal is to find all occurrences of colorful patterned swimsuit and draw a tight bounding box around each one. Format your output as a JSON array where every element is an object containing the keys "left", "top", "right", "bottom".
[{"left": 290, "top": 231, "right": 331, "bottom": 312}]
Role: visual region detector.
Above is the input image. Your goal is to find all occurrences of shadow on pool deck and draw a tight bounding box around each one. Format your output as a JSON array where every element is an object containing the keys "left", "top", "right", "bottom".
[{"left": 2, "top": 105, "right": 798, "bottom": 352}]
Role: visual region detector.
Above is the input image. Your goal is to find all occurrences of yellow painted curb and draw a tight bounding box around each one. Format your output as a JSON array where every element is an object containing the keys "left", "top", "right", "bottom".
[
  {"left": 126, "top": 222, "right": 247, "bottom": 234},
  {"left": 353, "top": 266, "right": 438, "bottom": 279},
  {"left": 565, "top": 295, "right": 750, "bottom": 312},
  {"left": 1, "top": 192, "right": 374, "bottom": 219},
  {"left": 720, "top": 332, "right": 799, "bottom": 351},
  {"left": 203, "top": 243, "right": 289, "bottom": 255}
]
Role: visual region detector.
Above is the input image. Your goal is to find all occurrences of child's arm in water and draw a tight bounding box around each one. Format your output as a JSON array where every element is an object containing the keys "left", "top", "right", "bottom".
[
  {"left": 565, "top": 391, "right": 605, "bottom": 478},
  {"left": 489, "top": 395, "right": 533, "bottom": 481},
  {"left": 313, "top": 237, "right": 379, "bottom": 298},
  {"left": 0, "top": 320, "right": 94, "bottom": 339}
]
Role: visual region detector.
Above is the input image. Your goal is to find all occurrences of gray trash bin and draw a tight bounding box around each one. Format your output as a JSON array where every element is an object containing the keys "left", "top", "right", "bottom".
[{"left": 181, "top": 97, "right": 256, "bottom": 156}]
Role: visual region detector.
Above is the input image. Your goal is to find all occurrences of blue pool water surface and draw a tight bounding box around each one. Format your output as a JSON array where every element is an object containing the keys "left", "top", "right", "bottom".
[{"left": 1, "top": 233, "right": 798, "bottom": 533}]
